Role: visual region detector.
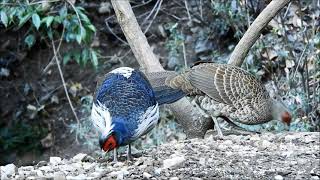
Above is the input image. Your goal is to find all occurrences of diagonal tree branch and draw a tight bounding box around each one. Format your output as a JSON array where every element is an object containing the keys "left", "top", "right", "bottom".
[{"left": 228, "top": 0, "right": 291, "bottom": 66}]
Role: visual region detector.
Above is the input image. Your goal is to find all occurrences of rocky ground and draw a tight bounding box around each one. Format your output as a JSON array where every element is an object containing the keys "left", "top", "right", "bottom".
[{"left": 1, "top": 132, "right": 319, "bottom": 180}]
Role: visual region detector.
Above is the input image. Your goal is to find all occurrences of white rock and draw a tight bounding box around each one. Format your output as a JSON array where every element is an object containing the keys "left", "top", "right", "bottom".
[
  {"left": 284, "top": 134, "right": 296, "bottom": 142},
  {"left": 223, "top": 140, "right": 233, "bottom": 145},
  {"left": 109, "top": 169, "right": 128, "bottom": 180},
  {"left": 154, "top": 168, "right": 162, "bottom": 175},
  {"left": 83, "top": 162, "right": 96, "bottom": 171},
  {"left": 199, "top": 158, "right": 206, "bottom": 166},
  {"left": 26, "top": 176, "right": 36, "bottom": 180},
  {"left": 71, "top": 162, "right": 82, "bottom": 170},
  {"left": 163, "top": 156, "right": 185, "bottom": 169},
  {"left": 50, "top": 157, "right": 62, "bottom": 165},
  {"left": 39, "top": 166, "right": 53, "bottom": 172},
  {"left": 53, "top": 171, "right": 66, "bottom": 180},
  {"left": 35, "top": 170, "right": 44, "bottom": 176},
  {"left": 66, "top": 174, "right": 87, "bottom": 180},
  {"left": 311, "top": 176, "right": 320, "bottom": 180},
  {"left": 72, "top": 153, "right": 87, "bottom": 162},
  {"left": 169, "top": 177, "right": 179, "bottom": 180},
  {"left": 261, "top": 140, "right": 272, "bottom": 149},
  {"left": 1, "top": 164, "right": 16, "bottom": 179},
  {"left": 20, "top": 166, "right": 34, "bottom": 171},
  {"left": 59, "top": 164, "right": 76, "bottom": 172},
  {"left": 274, "top": 175, "right": 283, "bottom": 180},
  {"left": 143, "top": 172, "right": 152, "bottom": 179},
  {"left": 89, "top": 172, "right": 102, "bottom": 178}
]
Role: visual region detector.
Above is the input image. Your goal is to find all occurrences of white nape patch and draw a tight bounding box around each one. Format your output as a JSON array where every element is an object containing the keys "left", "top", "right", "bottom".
[
  {"left": 133, "top": 103, "right": 160, "bottom": 139},
  {"left": 91, "top": 101, "right": 113, "bottom": 135},
  {"left": 110, "top": 67, "right": 134, "bottom": 79}
]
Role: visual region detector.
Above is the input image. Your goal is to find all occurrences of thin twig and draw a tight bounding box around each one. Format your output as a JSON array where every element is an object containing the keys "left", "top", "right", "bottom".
[
  {"left": 142, "top": 0, "right": 160, "bottom": 26},
  {"left": 143, "top": 0, "right": 163, "bottom": 34},
  {"left": 105, "top": 16, "right": 129, "bottom": 45},
  {"left": 66, "top": 0, "right": 83, "bottom": 30},
  {"left": 182, "top": 41, "right": 188, "bottom": 69},
  {"left": 51, "top": 40, "right": 81, "bottom": 143},
  {"left": 42, "top": 26, "right": 66, "bottom": 74},
  {"left": 184, "top": 0, "right": 192, "bottom": 22}
]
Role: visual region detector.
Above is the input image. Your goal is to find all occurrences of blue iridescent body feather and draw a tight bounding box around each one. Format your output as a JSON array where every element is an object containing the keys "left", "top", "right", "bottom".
[{"left": 92, "top": 67, "right": 159, "bottom": 146}]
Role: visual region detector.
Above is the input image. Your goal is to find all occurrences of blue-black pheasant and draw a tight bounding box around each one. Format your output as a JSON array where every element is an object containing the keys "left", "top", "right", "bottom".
[{"left": 91, "top": 67, "right": 184, "bottom": 161}]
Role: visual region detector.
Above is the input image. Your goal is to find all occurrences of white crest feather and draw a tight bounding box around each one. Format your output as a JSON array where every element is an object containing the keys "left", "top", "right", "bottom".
[
  {"left": 110, "top": 67, "right": 134, "bottom": 79},
  {"left": 133, "top": 103, "right": 160, "bottom": 138},
  {"left": 91, "top": 101, "right": 113, "bottom": 135}
]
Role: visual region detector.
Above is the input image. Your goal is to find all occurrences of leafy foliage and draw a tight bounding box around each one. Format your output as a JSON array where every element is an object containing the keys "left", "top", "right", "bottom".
[
  {"left": 0, "top": 0, "right": 99, "bottom": 69},
  {"left": 0, "top": 123, "right": 48, "bottom": 154}
]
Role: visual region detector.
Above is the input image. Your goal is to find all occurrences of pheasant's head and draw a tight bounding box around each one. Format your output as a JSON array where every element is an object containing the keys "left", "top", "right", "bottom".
[
  {"left": 99, "top": 132, "right": 118, "bottom": 152},
  {"left": 271, "top": 97, "right": 292, "bottom": 126}
]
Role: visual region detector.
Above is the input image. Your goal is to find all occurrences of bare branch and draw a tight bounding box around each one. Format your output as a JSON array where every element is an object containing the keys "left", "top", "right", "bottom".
[{"left": 228, "top": 0, "right": 291, "bottom": 66}]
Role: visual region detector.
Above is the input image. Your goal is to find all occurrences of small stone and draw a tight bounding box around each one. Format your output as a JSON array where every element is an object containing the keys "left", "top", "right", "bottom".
[
  {"left": 66, "top": 174, "right": 87, "bottom": 180},
  {"left": 274, "top": 175, "right": 283, "bottom": 180},
  {"left": 143, "top": 172, "right": 152, "bottom": 179},
  {"left": 113, "top": 162, "right": 124, "bottom": 167},
  {"left": 169, "top": 177, "right": 179, "bottom": 180},
  {"left": 83, "top": 162, "right": 96, "bottom": 171},
  {"left": 26, "top": 176, "right": 36, "bottom": 180},
  {"left": 311, "top": 176, "right": 320, "bottom": 180},
  {"left": 20, "top": 166, "right": 34, "bottom": 171},
  {"left": 72, "top": 153, "right": 87, "bottom": 162},
  {"left": 39, "top": 166, "right": 53, "bottom": 172},
  {"left": 54, "top": 171, "right": 66, "bottom": 180},
  {"left": 36, "top": 161, "right": 48, "bottom": 167},
  {"left": 50, "top": 157, "right": 62, "bottom": 165},
  {"left": 35, "top": 170, "right": 43, "bottom": 176},
  {"left": 199, "top": 158, "right": 206, "bottom": 166},
  {"left": 1, "top": 164, "right": 16, "bottom": 179},
  {"left": 163, "top": 156, "right": 185, "bottom": 169},
  {"left": 154, "top": 168, "right": 162, "bottom": 175},
  {"left": 90, "top": 172, "right": 102, "bottom": 178},
  {"left": 260, "top": 140, "right": 272, "bottom": 149}
]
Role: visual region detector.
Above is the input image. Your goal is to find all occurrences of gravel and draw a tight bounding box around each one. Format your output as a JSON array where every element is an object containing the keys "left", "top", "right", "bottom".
[{"left": 1, "top": 132, "right": 319, "bottom": 179}]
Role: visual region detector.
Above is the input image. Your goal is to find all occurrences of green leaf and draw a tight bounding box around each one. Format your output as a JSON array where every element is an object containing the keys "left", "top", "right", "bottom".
[
  {"left": 42, "top": 16, "right": 54, "bottom": 27},
  {"left": 63, "top": 53, "right": 71, "bottom": 65},
  {"left": 81, "top": 48, "right": 89, "bottom": 66},
  {"left": 18, "top": 13, "right": 32, "bottom": 28},
  {"left": 32, "top": 13, "right": 41, "bottom": 30},
  {"left": 1, "top": 11, "right": 8, "bottom": 27},
  {"left": 59, "top": 6, "right": 67, "bottom": 18},
  {"left": 86, "top": 24, "right": 96, "bottom": 32},
  {"left": 90, "top": 50, "right": 98, "bottom": 69},
  {"left": 76, "top": 26, "right": 86, "bottom": 44},
  {"left": 25, "top": 34, "right": 35, "bottom": 48}
]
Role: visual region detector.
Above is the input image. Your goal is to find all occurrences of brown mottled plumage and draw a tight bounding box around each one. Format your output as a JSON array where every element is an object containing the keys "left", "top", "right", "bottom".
[{"left": 165, "top": 63, "right": 291, "bottom": 126}]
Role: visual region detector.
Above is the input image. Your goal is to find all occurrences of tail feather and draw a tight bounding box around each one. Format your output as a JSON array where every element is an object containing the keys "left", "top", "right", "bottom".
[{"left": 144, "top": 71, "right": 186, "bottom": 105}]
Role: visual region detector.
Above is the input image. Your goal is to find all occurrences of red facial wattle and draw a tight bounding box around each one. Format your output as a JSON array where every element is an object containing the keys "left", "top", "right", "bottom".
[{"left": 102, "top": 135, "right": 117, "bottom": 152}]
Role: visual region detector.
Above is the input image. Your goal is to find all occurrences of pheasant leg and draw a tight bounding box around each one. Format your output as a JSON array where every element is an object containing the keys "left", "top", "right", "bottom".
[
  {"left": 113, "top": 149, "right": 118, "bottom": 162},
  {"left": 127, "top": 144, "right": 133, "bottom": 161},
  {"left": 212, "top": 116, "right": 224, "bottom": 137}
]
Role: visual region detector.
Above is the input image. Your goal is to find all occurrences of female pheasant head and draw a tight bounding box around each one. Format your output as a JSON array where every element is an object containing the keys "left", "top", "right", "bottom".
[{"left": 270, "top": 96, "right": 292, "bottom": 126}]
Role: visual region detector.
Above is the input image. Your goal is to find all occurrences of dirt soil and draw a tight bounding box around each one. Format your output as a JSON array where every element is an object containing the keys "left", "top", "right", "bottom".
[{"left": 1, "top": 132, "right": 319, "bottom": 179}]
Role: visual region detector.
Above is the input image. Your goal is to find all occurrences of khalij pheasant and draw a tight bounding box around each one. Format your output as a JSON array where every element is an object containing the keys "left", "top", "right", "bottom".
[
  {"left": 91, "top": 67, "right": 184, "bottom": 161},
  {"left": 148, "top": 63, "right": 291, "bottom": 136}
]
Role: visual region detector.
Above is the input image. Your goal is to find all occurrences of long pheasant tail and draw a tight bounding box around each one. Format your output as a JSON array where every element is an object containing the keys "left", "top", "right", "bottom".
[{"left": 145, "top": 71, "right": 186, "bottom": 105}]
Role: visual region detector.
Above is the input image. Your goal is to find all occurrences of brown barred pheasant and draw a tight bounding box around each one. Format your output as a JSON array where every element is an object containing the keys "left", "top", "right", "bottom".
[{"left": 149, "top": 63, "right": 291, "bottom": 136}]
